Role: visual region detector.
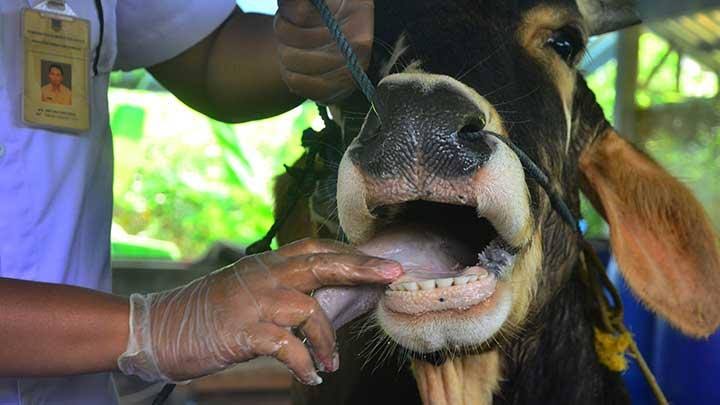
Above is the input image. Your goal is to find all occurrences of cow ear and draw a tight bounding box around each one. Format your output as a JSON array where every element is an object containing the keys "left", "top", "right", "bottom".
[
  {"left": 579, "top": 129, "right": 720, "bottom": 337},
  {"left": 577, "top": 0, "right": 641, "bottom": 35}
]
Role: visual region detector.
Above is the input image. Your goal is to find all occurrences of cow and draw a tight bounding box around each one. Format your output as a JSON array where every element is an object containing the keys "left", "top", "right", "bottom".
[{"left": 272, "top": 0, "right": 720, "bottom": 404}]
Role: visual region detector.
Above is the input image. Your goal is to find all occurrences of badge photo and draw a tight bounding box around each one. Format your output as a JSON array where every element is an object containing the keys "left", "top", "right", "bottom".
[
  {"left": 22, "top": 7, "right": 91, "bottom": 133},
  {"left": 40, "top": 60, "right": 73, "bottom": 106}
]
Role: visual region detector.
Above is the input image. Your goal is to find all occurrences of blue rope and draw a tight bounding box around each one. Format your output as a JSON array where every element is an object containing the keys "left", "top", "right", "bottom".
[{"left": 485, "top": 132, "right": 581, "bottom": 234}]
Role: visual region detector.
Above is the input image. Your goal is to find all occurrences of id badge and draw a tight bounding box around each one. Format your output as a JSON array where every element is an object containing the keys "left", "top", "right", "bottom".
[{"left": 22, "top": 1, "right": 91, "bottom": 133}]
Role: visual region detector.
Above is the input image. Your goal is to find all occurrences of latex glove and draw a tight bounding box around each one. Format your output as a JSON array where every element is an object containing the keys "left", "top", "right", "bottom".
[
  {"left": 117, "top": 238, "right": 402, "bottom": 385},
  {"left": 274, "top": 0, "right": 374, "bottom": 104}
]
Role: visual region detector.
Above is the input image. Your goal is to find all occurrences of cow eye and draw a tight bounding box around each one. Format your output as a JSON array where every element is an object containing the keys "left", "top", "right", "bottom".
[{"left": 546, "top": 27, "right": 584, "bottom": 65}]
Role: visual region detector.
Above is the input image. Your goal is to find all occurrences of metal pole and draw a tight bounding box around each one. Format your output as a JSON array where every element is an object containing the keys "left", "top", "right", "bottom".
[{"left": 614, "top": 25, "right": 641, "bottom": 143}]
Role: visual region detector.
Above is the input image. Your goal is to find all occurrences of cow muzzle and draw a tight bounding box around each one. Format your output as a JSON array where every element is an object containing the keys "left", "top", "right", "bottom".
[{"left": 336, "top": 73, "right": 538, "bottom": 353}]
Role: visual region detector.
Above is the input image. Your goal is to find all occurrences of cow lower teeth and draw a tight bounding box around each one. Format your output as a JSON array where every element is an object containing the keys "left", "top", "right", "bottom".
[
  {"left": 436, "top": 278, "right": 453, "bottom": 288},
  {"left": 390, "top": 274, "right": 483, "bottom": 291}
]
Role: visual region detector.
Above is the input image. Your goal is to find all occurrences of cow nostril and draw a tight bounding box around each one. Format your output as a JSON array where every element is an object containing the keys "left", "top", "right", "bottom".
[
  {"left": 457, "top": 116, "right": 487, "bottom": 141},
  {"left": 455, "top": 115, "right": 493, "bottom": 165}
]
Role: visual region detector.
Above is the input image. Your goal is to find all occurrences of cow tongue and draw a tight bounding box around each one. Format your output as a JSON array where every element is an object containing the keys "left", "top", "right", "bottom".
[
  {"left": 358, "top": 224, "right": 475, "bottom": 280},
  {"left": 315, "top": 224, "right": 474, "bottom": 330}
]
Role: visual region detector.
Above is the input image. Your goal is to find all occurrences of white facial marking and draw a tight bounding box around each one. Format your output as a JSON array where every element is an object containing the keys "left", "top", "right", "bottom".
[
  {"left": 474, "top": 138, "right": 533, "bottom": 247},
  {"left": 337, "top": 153, "right": 376, "bottom": 243},
  {"left": 376, "top": 289, "right": 513, "bottom": 353}
]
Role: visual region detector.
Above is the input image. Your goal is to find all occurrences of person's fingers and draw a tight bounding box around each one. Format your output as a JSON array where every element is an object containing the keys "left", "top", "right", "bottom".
[
  {"left": 277, "top": 0, "right": 345, "bottom": 28},
  {"left": 275, "top": 238, "right": 359, "bottom": 257},
  {"left": 270, "top": 252, "right": 403, "bottom": 292},
  {"left": 282, "top": 67, "right": 355, "bottom": 103},
  {"left": 274, "top": 16, "right": 339, "bottom": 49},
  {"left": 274, "top": 0, "right": 374, "bottom": 103},
  {"left": 244, "top": 322, "right": 323, "bottom": 385},
  {"left": 274, "top": 3, "right": 373, "bottom": 49},
  {"left": 233, "top": 239, "right": 382, "bottom": 290},
  {"left": 258, "top": 288, "right": 337, "bottom": 372},
  {"left": 277, "top": 42, "right": 348, "bottom": 76},
  {"left": 277, "top": 29, "right": 372, "bottom": 75}
]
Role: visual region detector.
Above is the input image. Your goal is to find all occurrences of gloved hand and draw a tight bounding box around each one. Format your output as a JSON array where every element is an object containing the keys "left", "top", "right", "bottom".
[
  {"left": 274, "top": 0, "right": 374, "bottom": 104},
  {"left": 117, "top": 238, "right": 401, "bottom": 385}
]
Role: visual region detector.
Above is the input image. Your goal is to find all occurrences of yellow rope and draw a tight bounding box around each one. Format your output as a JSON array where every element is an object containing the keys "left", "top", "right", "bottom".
[
  {"left": 580, "top": 240, "right": 669, "bottom": 405},
  {"left": 594, "top": 327, "right": 631, "bottom": 372}
]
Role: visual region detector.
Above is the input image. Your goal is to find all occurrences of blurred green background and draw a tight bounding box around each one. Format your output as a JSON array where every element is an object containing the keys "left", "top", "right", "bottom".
[{"left": 109, "top": 31, "right": 719, "bottom": 261}]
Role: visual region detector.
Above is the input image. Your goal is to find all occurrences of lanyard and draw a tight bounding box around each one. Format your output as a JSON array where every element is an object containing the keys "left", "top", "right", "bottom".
[
  {"left": 91, "top": 0, "right": 103, "bottom": 76},
  {"left": 27, "top": 0, "right": 104, "bottom": 76},
  {"left": 27, "top": 0, "right": 72, "bottom": 14}
]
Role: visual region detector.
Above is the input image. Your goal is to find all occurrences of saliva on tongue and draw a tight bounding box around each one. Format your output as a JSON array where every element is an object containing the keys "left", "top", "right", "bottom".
[{"left": 314, "top": 224, "right": 476, "bottom": 330}]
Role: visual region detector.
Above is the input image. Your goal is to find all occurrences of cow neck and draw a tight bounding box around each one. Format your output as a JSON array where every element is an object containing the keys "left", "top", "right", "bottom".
[{"left": 495, "top": 266, "right": 631, "bottom": 404}]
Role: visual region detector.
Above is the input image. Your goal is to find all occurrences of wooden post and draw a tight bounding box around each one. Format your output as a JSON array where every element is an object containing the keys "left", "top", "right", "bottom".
[{"left": 613, "top": 25, "right": 641, "bottom": 143}]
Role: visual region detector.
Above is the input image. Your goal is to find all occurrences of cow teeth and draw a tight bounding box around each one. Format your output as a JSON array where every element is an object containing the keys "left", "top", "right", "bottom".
[
  {"left": 389, "top": 274, "right": 491, "bottom": 292},
  {"left": 436, "top": 278, "right": 454, "bottom": 288},
  {"left": 404, "top": 282, "right": 419, "bottom": 291},
  {"left": 454, "top": 276, "right": 471, "bottom": 285}
]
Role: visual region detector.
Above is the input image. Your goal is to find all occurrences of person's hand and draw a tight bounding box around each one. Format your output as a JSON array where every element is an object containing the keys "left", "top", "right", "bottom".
[
  {"left": 274, "top": 0, "right": 374, "bottom": 104},
  {"left": 116, "top": 238, "right": 401, "bottom": 385}
]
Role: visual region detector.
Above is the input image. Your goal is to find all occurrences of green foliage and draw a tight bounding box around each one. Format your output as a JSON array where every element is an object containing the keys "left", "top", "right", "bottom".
[
  {"left": 111, "top": 104, "right": 146, "bottom": 141},
  {"left": 110, "top": 83, "right": 310, "bottom": 259},
  {"left": 645, "top": 125, "right": 720, "bottom": 230},
  {"left": 582, "top": 31, "right": 720, "bottom": 238},
  {"left": 111, "top": 223, "right": 180, "bottom": 260},
  {"left": 586, "top": 60, "right": 617, "bottom": 124},
  {"left": 110, "top": 70, "right": 163, "bottom": 91}
]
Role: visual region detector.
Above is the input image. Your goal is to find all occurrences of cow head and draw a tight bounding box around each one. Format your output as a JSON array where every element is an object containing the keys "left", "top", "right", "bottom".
[
  {"left": 330, "top": 0, "right": 720, "bottom": 359},
  {"left": 282, "top": 0, "right": 720, "bottom": 402}
]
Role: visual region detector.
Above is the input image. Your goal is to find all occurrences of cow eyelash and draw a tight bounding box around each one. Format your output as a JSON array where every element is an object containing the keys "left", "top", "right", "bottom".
[{"left": 546, "top": 26, "right": 585, "bottom": 66}]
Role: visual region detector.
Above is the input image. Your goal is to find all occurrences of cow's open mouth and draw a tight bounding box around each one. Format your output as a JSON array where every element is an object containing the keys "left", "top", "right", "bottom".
[
  {"left": 337, "top": 112, "right": 532, "bottom": 352},
  {"left": 364, "top": 201, "right": 517, "bottom": 317}
]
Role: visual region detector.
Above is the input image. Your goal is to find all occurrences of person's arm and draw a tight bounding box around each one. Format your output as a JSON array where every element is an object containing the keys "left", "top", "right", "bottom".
[
  {"left": 148, "top": 0, "right": 373, "bottom": 123},
  {"left": 0, "top": 277, "right": 128, "bottom": 377},
  {"left": 0, "top": 240, "right": 401, "bottom": 383},
  {"left": 147, "top": 9, "right": 300, "bottom": 123}
]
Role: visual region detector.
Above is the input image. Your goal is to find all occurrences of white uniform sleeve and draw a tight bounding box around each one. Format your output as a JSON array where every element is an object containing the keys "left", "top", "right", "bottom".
[{"left": 114, "top": 0, "right": 237, "bottom": 71}]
